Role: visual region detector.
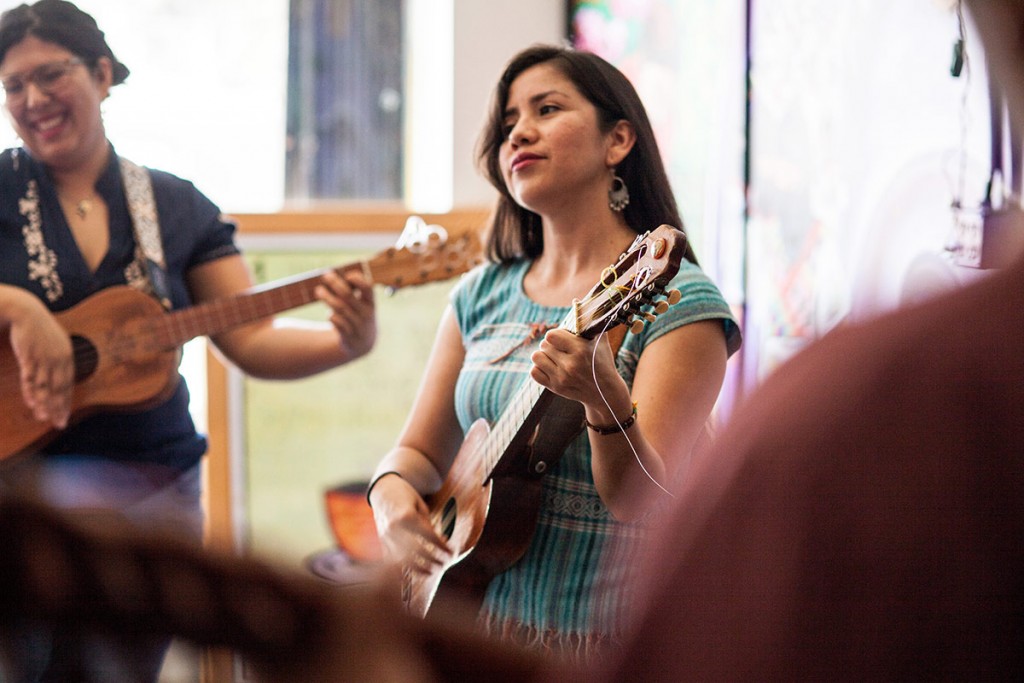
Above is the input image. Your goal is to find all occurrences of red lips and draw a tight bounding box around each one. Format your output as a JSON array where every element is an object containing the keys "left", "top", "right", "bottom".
[{"left": 510, "top": 152, "right": 543, "bottom": 172}]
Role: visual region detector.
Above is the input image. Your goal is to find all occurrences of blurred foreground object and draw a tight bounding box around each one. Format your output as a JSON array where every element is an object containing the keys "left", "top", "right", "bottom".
[{"left": 0, "top": 495, "right": 545, "bottom": 682}]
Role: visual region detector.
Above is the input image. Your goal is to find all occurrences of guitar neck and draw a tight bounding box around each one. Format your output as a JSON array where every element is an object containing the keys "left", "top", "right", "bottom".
[
  {"left": 155, "top": 262, "right": 363, "bottom": 349},
  {"left": 479, "top": 307, "right": 582, "bottom": 477},
  {"left": 149, "top": 229, "right": 482, "bottom": 350},
  {"left": 481, "top": 380, "right": 554, "bottom": 477}
]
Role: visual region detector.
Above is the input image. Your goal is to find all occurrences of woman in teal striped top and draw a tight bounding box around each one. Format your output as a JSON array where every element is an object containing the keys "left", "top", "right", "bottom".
[{"left": 368, "top": 45, "right": 741, "bottom": 662}]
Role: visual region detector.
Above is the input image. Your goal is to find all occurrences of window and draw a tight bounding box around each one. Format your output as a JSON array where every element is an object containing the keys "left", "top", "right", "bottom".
[{"left": 285, "top": 0, "right": 404, "bottom": 200}]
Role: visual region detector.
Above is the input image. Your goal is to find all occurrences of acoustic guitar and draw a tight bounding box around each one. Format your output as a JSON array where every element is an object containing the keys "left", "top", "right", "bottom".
[
  {"left": 406, "top": 224, "right": 687, "bottom": 618},
  {"left": 0, "top": 224, "right": 482, "bottom": 461}
]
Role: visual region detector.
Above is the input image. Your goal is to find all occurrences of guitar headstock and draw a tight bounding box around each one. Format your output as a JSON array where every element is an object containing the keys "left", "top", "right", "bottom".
[
  {"left": 572, "top": 224, "right": 687, "bottom": 339},
  {"left": 362, "top": 216, "right": 484, "bottom": 291}
]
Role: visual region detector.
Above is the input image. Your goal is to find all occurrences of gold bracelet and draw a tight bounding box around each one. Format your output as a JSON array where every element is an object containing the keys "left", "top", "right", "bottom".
[{"left": 584, "top": 402, "right": 638, "bottom": 435}]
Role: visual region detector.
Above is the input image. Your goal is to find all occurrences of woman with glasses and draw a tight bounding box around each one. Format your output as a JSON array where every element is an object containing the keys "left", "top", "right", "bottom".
[{"left": 0, "top": 1, "right": 377, "bottom": 680}]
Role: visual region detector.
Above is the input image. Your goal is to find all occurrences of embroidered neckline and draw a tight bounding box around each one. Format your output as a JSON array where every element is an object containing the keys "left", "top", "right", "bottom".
[
  {"left": 14, "top": 152, "right": 152, "bottom": 304},
  {"left": 20, "top": 179, "right": 63, "bottom": 302},
  {"left": 488, "top": 322, "right": 558, "bottom": 364}
]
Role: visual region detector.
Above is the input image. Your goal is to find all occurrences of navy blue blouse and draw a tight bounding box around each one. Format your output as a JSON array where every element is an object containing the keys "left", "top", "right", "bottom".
[{"left": 0, "top": 146, "right": 240, "bottom": 471}]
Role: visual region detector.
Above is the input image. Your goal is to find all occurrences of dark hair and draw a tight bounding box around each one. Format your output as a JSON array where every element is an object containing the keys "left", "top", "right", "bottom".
[
  {"left": 477, "top": 44, "right": 696, "bottom": 265},
  {"left": 0, "top": 0, "right": 129, "bottom": 85}
]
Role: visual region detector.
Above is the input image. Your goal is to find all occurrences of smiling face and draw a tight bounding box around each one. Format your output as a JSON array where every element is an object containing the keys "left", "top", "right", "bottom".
[
  {"left": 1, "top": 34, "right": 111, "bottom": 172},
  {"left": 498, "top": 62, "right": 623, "bottom": 217}
]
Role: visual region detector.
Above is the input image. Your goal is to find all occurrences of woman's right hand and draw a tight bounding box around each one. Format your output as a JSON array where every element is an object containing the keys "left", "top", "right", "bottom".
[
  {"left": 368, "top": 474, "right": 451, "bottom": 574},
  {"left": 3, "top": 288, "right": 74, "bottom": 428}
]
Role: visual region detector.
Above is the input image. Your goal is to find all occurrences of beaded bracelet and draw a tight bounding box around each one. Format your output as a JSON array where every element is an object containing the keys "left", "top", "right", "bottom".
[{"left": 584, "top": 402, "right": 638, "bottom": 435}]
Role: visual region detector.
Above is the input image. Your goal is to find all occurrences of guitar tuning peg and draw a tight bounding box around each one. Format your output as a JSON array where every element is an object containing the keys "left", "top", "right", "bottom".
[
  {"left": 654, "top": 300, "right": 669, "bottom": 314},
  {"left": 630, "top": 318, "right": 645, "bottom": 334},
  {"left": 643, "top": 312, "right": 657, "bottom": 323},
  {"left": 666, "top": 289, "right": 682, "bottom": 305}
]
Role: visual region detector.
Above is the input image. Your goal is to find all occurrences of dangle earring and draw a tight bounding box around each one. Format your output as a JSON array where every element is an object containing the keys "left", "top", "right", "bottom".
[{"left": 608, "top": 173, "right": 630, "bottom": 212}]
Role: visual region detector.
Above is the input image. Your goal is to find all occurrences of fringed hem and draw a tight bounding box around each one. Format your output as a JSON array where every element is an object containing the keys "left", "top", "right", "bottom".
[{"left": 478, "top": 613, "right": 621, "bottom": 667}]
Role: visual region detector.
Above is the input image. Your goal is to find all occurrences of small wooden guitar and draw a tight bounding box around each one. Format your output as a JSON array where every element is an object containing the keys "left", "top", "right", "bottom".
[
  {"left": 406, "top": 224, "right": 687, "bottom": 618},
  {"left": 0, "top": 226, "right": 482, "bottom": 461}
]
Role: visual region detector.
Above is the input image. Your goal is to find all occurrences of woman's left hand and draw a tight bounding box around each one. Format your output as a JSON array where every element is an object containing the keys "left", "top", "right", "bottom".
[
  {"left": 529, "top": 328, "right": 624, "bottom": 408},
  {"left": 316, "top": 271, "right": 377, "bottom": 362}
]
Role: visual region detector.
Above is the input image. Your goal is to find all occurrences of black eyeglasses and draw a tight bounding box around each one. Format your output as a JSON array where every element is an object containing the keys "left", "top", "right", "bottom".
[{"left": 1, "top": 58, "right": 85, "bottom": 104}]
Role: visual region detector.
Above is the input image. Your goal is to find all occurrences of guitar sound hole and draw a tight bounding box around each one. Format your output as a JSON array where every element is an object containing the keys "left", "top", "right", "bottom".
[
  {"left": 440, "top": 497, "right": 457, "bottom": 541},
  {"left": 71, "top": 335, "right": 98, "bottom": 382}
]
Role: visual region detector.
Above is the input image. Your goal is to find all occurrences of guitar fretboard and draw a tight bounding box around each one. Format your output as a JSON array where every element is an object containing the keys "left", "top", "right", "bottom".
[
  {"left": 141, "top": 233, "right": 481, "bottom": 350},
  {"left": 482, "top": 379, "right": 550, "bottom": 477},
  {"left": 153, "top": 263, "right": 362, "bottom": 349}
]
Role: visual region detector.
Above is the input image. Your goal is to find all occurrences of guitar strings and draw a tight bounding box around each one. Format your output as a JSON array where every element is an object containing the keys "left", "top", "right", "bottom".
[
  {"left": 568, "top": 251, "right": 676, "bottom": 495},
  {"left": 589, "top": 300, "right": 676, "bottom": 499}
]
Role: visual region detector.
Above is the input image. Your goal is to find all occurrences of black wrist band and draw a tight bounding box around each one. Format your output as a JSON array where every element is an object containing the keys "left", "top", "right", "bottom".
[{"left": 365, "top": 470, "right": 404, "bottom": 506}]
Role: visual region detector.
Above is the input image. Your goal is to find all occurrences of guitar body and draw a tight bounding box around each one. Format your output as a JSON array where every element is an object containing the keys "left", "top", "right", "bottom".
[
  {"left": 0, "top": 286, "right": 181, "bottom": 459},
  {"left": 406, "top": 418, "right": 544, "bottom": 618}
]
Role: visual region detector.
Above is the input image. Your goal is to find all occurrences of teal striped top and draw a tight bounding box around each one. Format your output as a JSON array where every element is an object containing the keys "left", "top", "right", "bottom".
[{"left": 450, "top": 256, "right": 740, "bottom": 657}]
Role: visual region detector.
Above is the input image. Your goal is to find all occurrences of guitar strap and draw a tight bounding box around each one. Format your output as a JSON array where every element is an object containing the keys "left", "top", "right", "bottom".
[{"left": 119, "top": 157, "right": 173, "bottom": 310}]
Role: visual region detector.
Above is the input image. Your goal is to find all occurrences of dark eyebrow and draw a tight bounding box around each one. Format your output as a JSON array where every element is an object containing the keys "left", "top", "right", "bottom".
[{"left": 503, "top": 89, "right": 569, "bottom": 118}]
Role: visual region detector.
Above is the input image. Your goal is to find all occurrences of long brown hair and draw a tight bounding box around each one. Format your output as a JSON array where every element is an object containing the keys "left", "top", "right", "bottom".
[{"left": 476, "top": 44, "right": 697, "bottom": 265}]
